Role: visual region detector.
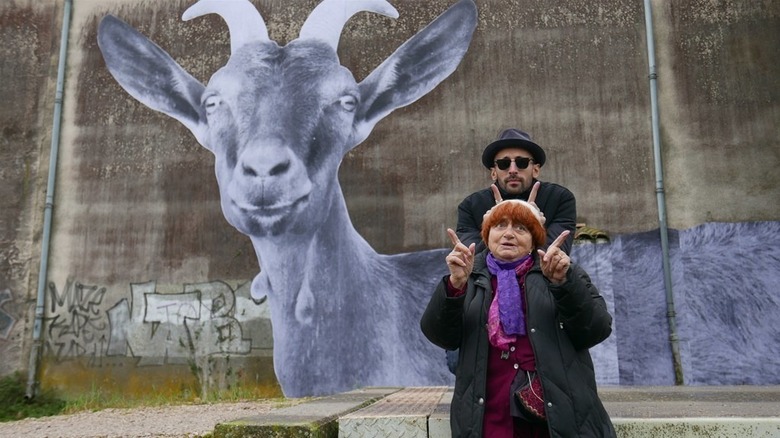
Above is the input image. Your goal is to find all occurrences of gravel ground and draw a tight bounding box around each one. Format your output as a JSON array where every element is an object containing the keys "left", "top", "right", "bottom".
[{"left": 0, "top": 400, "right": 297, "bottom": 437}]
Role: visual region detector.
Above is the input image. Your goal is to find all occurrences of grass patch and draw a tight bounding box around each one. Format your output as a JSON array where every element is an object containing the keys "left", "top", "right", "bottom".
[
  {"left": 59, "top": 382, "right": 287, "bottom": 414},
  {"left": 0, "top": 372, "right": 67, "bottom": 422},
  {"left": 1, "top": 372, "right": 292, "bottom": 422}
]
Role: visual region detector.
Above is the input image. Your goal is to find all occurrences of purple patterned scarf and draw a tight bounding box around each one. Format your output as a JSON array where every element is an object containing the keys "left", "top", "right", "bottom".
[{"left": 486, "top": 253, "right": 534, "bottom": 346}]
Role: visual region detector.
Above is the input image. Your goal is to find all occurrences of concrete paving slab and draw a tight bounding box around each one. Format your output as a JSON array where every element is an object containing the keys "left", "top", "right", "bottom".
[
  {"left": 600, "top": 385, "right": 780, "bottom": 418},
  {"left": 611, "top": 418, "right": 780, "bottom": 438},
  {"left": 603, "top": 386, "right": 780, "bottom": 437},
  {"left": 212, "top": 387, "right": 401, "bottom": 438},
  {"left": 339, "top": 387, "right": 449, "bottom": 438}
]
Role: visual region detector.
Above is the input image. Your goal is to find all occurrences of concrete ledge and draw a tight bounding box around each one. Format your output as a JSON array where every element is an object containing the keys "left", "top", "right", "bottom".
[
  {"left": 601, "top": 385, "right": 780, "bottom": 419},
  {"left": 212, "top": 387, "right": 401, "bottom": 438},
  {"left": 428, "top": 388, "right": 453, "bottom": 438},
  {"left": 612, "top": 418, "right": 780, "bottom": 438},
  {"left": 603, "top": 386, "right": 780, "bottom": 438},
  {"left": 339, "top": 387, "right": 449, "bottom": 437}
]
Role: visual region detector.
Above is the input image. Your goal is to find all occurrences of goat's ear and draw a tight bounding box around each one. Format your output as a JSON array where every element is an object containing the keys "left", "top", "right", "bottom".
[
  {"left": 97, "top": 15, "right": 209, "bottom": 146},
  {"left": 353, "top": 0, "right": 477, "bottom": 146}
]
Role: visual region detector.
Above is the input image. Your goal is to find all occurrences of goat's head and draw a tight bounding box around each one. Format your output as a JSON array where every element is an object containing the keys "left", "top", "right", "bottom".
[
  {"left": 98, "top": 0, "right": 476, "bottom": 240},
  {"left": 200, "top": 39, "right": 358, "bottom": 239}
]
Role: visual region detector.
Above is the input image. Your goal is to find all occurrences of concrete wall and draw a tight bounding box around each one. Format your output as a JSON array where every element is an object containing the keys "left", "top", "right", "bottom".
[
  {"left": 0, "top": 0, "right": 63, "bottom": 377},
  {"left": 1, "top": 0, "right": 778, "bottom": 398}
]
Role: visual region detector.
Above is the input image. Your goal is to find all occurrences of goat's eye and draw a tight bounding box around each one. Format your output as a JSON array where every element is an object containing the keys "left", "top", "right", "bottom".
[
  {"left": 204, "top": 95, "right": 222, "bottom": 115},
  {"left": 338, "top": 95, "right": 357, "bottom": 112}
]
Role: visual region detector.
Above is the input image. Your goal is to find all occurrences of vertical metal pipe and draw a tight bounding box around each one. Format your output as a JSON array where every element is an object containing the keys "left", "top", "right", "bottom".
[
  {"left": 642, "top": 0, "right": 684, "bottom": 385},
  {"left": 26, "top": 0, "right": 72, "bottom": 399}
]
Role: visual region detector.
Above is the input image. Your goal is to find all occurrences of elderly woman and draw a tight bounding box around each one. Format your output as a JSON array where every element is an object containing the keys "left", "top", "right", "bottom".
[{"left": 421, "top": 199, "right": 616, "bottom": 437}]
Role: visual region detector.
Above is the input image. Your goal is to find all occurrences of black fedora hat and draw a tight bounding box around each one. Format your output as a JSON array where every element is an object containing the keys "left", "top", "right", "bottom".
[{"left": 481, "top": 128, "right": 546, "bottom": 168}]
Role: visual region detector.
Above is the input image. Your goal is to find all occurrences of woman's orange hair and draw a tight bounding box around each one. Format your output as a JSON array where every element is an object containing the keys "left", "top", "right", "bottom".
[{"left": 481, "top": 200, "right": 546, "bottom": 248}]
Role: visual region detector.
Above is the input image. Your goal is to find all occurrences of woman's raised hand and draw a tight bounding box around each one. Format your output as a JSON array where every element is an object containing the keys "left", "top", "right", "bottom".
[
  {"left": 445, "top": 228, "right": 475, "bottom": 289},
  {"left": 538, "top": 230, "right": 571, "bottom": 285}
]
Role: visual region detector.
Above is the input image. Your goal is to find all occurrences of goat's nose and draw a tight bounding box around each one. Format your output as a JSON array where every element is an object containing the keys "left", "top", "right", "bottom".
[
  {"left": 239, "top": 146, "right": 293, "bottom": 178},
  {"left": 242, "top": 157, "right": 290, "bottom": 178}
]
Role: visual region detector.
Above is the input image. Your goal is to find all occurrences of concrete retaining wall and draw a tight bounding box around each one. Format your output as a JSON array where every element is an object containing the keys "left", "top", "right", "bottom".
[{"left": 0, "top": 0, "right": 778, "bottom": 398}]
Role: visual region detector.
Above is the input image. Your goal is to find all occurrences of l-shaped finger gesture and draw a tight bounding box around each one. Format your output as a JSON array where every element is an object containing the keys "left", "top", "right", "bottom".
[
  {"left": 537, "top": 230, "right": 571, "bottom": 284},
  {"left": 445, "top": 228, "right": 475, "bottom": 289}
]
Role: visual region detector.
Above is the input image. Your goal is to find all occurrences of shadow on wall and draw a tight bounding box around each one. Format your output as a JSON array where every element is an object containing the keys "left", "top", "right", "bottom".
[{"left": 576, "top": 221, "right": 780, "bottom": 386}]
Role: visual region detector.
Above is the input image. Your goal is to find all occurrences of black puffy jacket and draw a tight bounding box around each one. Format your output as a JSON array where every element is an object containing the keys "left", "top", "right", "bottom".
[
  {"left": 456, "top": 180, "right": 576, "bottom": 254},
  {"left": 420, "top": 250, "right": 616, "bottom": 438}
]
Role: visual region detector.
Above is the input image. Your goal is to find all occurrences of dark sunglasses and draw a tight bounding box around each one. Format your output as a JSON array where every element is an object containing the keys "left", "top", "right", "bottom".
[{"left": 494, "top": 157, "right": 534, "bottom": 170}]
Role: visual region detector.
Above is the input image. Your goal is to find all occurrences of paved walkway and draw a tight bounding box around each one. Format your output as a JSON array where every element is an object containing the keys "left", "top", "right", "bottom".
[{"left": 212, "top": 386, "right": 780, "bottom": 438}]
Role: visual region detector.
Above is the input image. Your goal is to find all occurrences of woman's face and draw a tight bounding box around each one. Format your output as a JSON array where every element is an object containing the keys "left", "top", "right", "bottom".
[{"left": 487, "top": 218, "right": 534, "bottom": 262}]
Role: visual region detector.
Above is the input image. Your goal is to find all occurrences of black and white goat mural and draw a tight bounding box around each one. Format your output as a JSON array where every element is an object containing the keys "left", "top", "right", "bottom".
[
  {"left": 97, "top": 0, "right": 780, "bottom": 398},
  {"left": 98, "top": 0, "right": 476, "bottom": 396},
  {"left": 573, "top": 222, "right": 780, "bottom": 386}
]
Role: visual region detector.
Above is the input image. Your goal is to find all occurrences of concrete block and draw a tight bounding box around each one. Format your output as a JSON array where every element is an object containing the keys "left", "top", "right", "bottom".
[
  {"left": 428, "top": 388, "right": 453, "bottom": 438},
  {"left": 339, "top": 387, "right": 448, "bottom": 438},
  {"left": 613, "top": 418, "right": 780, "bottom": 438},
  {"left": 213, "top": 387, "right": 401, "bottom": 438}
]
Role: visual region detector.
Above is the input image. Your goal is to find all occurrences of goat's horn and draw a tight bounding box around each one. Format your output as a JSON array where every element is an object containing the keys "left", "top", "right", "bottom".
[
  {"left": 183, "top": 0, "right": 270, "bottom": 55},
  {"left": 299, "top": 0, "right": 398, "bottom": 50}
]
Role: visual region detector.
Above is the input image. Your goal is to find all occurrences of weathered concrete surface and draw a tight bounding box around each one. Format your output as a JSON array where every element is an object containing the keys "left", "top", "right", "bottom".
[
  {"left": 601, "top": 385, "right": 780, "bottom": 418},
  {"left": 339, "top": 386, "right": 447, "bottom": 437},
  {"left": 604, "top": 386, "right": 780, "bottom": 438},
  {"left": 655, "top": 2, "right": 780, "bottom": 229},
  {"left": 0, "top": 0, "right": 778, "bottom": 398},
  {"left": 0, "top": 0, "right": 63, "bottom": 377},
  {"left": 212, "top": 386, "right": 401, "bottom": 438}
]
